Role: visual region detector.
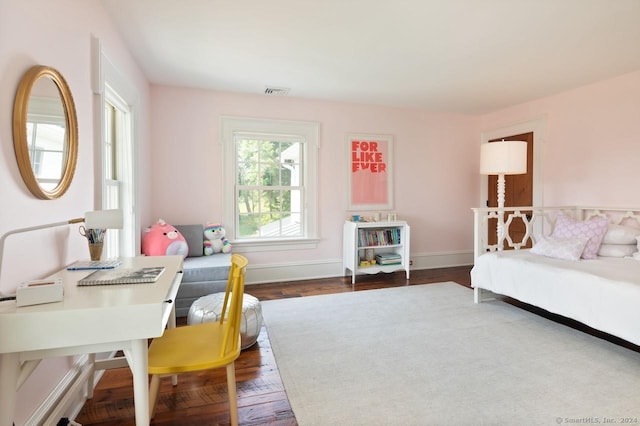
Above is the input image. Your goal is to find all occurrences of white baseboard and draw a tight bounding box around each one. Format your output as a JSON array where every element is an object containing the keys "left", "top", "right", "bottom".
[
  {"left": 23, "top": 355, "right": 88, "bottom": 426},
  {"left": 410, "top": 250, "right": 474, "bottom": 270},
  {"left": 245, "top": 250, "right": 473, "bottom": 285},
  {"left": 24, "top": 352, "right": 114, "bottom": 426}
]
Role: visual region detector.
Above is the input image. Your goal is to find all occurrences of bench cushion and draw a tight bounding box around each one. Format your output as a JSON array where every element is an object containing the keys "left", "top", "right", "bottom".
[{"left": 175, "top": 253, "right": 232, "bottom": 317}]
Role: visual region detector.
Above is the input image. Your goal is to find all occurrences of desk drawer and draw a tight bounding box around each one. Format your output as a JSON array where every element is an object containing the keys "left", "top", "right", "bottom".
[{"left": 161, "top": 271, "right": 183, "bottom": 328}]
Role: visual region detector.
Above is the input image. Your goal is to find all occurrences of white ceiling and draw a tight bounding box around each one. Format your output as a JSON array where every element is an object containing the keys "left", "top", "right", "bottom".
[{"left": 101, "top": 0, "right": 640, "bottom": 114}]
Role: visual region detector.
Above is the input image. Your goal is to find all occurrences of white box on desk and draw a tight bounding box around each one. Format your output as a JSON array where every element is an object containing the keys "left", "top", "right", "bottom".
[{"left": 16, "top": 278, "right": 64, "bottom": 307}]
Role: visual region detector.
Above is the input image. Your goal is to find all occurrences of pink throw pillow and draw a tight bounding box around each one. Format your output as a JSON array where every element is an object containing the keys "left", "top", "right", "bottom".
[
  {"left": 552, "top": 214, "right": 608, "bottom": 259},
  {"left": 530, "top": 235, "right": 589, "bottom": 260}
]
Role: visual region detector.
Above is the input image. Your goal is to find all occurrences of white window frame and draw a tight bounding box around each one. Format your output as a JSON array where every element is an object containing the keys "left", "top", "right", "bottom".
[
  {"left": 102, "top": 87, "right": 135, "bottom": 258},
  {"left": 221, "top": 116, "right": 320, "bottom": 252},
  {"left": 92, "top": 37, "right": 140, "bottom": 257}
]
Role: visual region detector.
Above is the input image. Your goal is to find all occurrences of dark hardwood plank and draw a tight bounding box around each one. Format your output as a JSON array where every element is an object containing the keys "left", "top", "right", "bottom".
[{"left": 74, "top": 267, "right": 471, "bottom": 425}]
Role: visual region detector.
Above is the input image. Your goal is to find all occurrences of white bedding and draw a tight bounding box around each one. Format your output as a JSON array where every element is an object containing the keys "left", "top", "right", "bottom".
[{"left": 471, "top": 250, "right": 640, "bottom": 346}]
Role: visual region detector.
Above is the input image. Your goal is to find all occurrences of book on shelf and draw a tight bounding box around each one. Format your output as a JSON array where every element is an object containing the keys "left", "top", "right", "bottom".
[
  {"left": 358, "top": 228, "right": 401, "bottom": 247},
  {"left": 78, "top": 266, "right": 165, "bottom": 286},
  {"left": 375, "top": 253, "right": 401, "bottom": 265},
  {"left": 375, "top": 253, "right": 401, "bottom": 260}
]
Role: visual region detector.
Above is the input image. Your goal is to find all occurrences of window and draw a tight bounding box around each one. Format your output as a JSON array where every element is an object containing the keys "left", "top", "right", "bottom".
[
  {"left": 222, "top": 117, "right": 319, "bottom": 251},
  {"left": 93, "top": 37, "right": 139, "bottom": 258},
  {"left": 236, "top": 138, "right": 302, "bottom": 238},
  {"left": 102, "top": 98, "right": 121, "bottom": 258},
  {"left": 101, "top": 84, "right": 136, "bottom": 258}
]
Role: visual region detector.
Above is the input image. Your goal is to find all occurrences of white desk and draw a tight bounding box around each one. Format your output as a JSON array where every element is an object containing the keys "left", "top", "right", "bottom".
[{"left": 0, "top": 255, "right": 184, "bottom": 426}]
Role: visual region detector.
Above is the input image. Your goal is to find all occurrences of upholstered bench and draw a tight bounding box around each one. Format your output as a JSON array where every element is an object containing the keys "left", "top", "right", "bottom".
[
  {"left": 174, "top": 224, "right": 232, "bottom": 317},
  {"left": 187, "top": 293, "right": 264, "bottom": 349}
]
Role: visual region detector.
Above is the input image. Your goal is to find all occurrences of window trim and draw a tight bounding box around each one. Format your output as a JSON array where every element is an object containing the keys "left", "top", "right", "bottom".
[
  {"left": 221, "top": 116, "right": 319, "bottom": 251},
  {"left": 92, "top": 36, "right": 140, "bottom": 257}
]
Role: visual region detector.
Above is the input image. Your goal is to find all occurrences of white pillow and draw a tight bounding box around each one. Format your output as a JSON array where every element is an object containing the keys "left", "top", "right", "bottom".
[
  {"left": 597, "top": 244, "right": 637, "bottom": 258},
  {"left": 602, "top": 224, "right": 640, "bottom": 245},
  {"left": 629, "top": 236, "right": 640, "bottom": 261},
  {"left": 530, "top": 235, "right": 589, "bottom": 261}
]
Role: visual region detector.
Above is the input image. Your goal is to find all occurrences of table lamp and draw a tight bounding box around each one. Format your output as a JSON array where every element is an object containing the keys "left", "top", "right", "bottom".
[
  {"left": 480, "top": 141, "right": 527, "bottom": 245},
  {"left": 80, "top": 209, "right": 124, "bottom": 260},
  {"left": 0, "top": 209, "right": 123, "bottom": 295}
]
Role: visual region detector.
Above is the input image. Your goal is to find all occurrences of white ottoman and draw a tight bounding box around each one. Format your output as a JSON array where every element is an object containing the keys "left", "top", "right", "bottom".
[{"left": 187, "top": 292, "right": 263, "bottom": 349}]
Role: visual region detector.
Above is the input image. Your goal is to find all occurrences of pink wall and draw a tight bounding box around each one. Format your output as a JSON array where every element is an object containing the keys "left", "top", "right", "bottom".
[
  {"left": 0, "top": 0, "right": 149, "bottom": 422},
  {"left": 480, "top": 70, "right": 640, "bottom": 207},
  {"left": 149, "top": 87, "right": 481, "bottom": 265},
  {"left": 150, "top": 69, "right": 640, "bottom": 268},
  {"left": 0, "top": 0, "right": 151, "bottom": 289},
  {"left": 3, "top": 0, "right": 639, "bottom": 420}
]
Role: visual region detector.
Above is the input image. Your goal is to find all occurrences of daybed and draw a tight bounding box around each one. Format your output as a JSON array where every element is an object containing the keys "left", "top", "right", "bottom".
[
  {"left": 174, "top": 224, "right": 231, "bottom": 317},
  {"left": 470, "top": 206, "right": 640, "bottom": 346}
]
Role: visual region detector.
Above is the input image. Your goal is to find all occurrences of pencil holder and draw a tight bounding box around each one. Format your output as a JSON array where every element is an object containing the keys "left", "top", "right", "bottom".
[
  {"left": 88, "top": 242, "right": 104, "bottom": 261},
  {"left": 80, "top": 227, "right": 106, "bottom": 261}
]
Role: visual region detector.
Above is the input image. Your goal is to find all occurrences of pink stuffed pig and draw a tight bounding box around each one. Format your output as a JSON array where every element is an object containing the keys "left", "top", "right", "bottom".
[{"left": 142, "top": 219, "right": 189, "bottom": 258}]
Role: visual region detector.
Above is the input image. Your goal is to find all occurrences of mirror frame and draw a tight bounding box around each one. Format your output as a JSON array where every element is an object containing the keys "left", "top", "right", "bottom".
[{"left": 12, "top": 65, "right": 78, "bottom": 200}]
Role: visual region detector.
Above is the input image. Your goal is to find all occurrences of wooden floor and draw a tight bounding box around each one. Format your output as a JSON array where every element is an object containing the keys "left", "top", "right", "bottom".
[{"left": 74, "top": 266, "right": 472, "bottom": 425}]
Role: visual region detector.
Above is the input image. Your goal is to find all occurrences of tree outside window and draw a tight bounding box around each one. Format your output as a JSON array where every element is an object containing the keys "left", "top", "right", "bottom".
[{"left": 236, "top": 138, "right": 302, "bottom": 239}]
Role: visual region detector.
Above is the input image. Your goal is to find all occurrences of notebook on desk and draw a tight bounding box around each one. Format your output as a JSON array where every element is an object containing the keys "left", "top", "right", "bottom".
[{"left": 77, "top": 266, "right": 165, "bottom": 286}]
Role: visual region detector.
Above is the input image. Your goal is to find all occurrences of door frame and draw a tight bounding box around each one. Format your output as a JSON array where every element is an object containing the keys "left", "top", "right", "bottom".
[{"left": 479, "top": 116, "right": 546, "bottom": 209}]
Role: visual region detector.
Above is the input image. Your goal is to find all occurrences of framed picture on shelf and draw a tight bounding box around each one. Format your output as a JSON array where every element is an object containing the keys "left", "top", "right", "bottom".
[{"left": 347, "top": 133, "right": 394, "bottom": 210}]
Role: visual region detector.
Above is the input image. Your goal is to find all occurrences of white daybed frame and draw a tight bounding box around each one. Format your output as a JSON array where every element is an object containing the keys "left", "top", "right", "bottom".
[{"left": 471, "top": 206, "right": 640, "bottom": 346}]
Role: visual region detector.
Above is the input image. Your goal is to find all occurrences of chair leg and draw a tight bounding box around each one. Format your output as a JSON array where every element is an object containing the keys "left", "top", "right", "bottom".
[
  {"left": 149, "top": 374, "right": 161, "bottom": 419},
  {"left": 226, "top": 362, "right": 239, "bottom": 426}
]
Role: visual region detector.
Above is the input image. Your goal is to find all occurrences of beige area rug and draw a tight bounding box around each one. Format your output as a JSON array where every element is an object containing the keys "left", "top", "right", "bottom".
[{"left": 261, "top": 282, "right": 640, "bottom": 426}]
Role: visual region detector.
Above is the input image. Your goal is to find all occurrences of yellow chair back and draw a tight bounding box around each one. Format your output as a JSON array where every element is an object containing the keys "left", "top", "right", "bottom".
[{"left": 219, "top": 253, "right": 247, "bottom": 357}]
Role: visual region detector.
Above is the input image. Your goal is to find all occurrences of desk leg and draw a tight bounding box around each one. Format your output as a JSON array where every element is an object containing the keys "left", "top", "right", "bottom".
[
  {"left": 168, "top": 303, "right": 178, "bottom": 386},
  {"left": 86, "top": 353, "right": 96, "bottom": 399},
  {"left": 0, "top": 352, "right": 19, "bottom": 426},
  {"left": 124, "top": 340, "right": 150, "bottom": 425}
]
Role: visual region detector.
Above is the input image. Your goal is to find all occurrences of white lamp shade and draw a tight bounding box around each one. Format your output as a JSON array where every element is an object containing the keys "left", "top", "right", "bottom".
[
  {"left": 480, "top": 141, "right": 527, "bottom": 175},
  {"left": 84, "top": 209, "right": 124, "bottom": 229}
]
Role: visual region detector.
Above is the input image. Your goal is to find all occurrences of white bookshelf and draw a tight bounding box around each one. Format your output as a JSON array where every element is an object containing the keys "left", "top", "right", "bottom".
[{"left": 342, "top": 220, "right": 410, "bottom": 284}]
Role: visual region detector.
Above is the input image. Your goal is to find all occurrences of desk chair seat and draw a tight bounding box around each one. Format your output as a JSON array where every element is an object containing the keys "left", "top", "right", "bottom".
[{"left": 148, "top": 254, "right": 248, "bottom": 425}]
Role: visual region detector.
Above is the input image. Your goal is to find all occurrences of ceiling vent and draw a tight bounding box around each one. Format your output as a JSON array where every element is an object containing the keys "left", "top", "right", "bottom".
[{"left": 264, "top": 86, "right": 290, "bottom": 96}]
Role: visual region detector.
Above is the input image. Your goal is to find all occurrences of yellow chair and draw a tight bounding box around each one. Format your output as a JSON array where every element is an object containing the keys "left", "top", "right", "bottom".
[{"left": 147, "top": 253, "right": 248, "bottom": 425}]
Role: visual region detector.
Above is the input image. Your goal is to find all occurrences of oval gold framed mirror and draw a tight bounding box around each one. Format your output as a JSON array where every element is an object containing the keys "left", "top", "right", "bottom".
[{"left": 12, "top": 65, "right": 78, "bottom": 200}]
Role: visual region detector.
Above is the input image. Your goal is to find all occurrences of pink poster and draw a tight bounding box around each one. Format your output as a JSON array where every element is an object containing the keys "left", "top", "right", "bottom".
[{"left": 348, "top": 134, "right": 393, "bottom": 210}]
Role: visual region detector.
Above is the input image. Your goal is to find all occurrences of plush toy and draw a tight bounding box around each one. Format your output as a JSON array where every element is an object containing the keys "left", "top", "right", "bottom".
[
  {"left": 203, "top": 223, "right": 231, "bottom": 255},
  {"left": 142, "top": 219, "right": 189, "bottom": 258}
]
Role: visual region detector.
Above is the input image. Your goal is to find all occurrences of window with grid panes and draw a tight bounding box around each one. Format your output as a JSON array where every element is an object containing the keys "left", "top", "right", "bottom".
[{"left": 222, "top": 117, "right": 319, "bottom": 250}]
